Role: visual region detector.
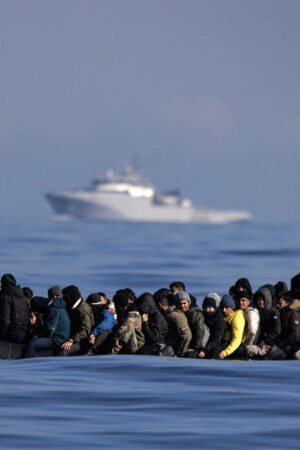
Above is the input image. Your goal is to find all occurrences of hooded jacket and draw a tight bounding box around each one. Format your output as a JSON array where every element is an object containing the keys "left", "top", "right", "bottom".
[
  {"left": 164, "top": 305, "right": 192, "bottom": 356},
  {"left": 242, "top": 305, "right": 260, "bottom": 345},
  {"left": 277, "top": 306, "right": 300, "bottom": 350},
  {"left": 31, "top": 296, "right": 70, "bottom": 346},
  {"left": 137, "top": 293, "right": 168, "bottom": 345},
  {"left": 0, "top": 285, "right": 29, "bottom": 343},
  {"left": 254, "top": 287, "right": 281, "bottom": 346}
]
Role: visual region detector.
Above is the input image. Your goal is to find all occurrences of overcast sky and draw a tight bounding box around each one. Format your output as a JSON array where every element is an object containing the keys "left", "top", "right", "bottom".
[{"left": 0, "top": 0, "right": 299, "bottom": 222}]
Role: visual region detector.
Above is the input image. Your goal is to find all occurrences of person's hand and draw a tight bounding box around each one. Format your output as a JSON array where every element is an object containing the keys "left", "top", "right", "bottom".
[
  {"left": 219, "top": 351, "right": 225, "bottom": 360},
  {"left": 30, "top": 313, "right": 37, "bottom": 326},
  {"left": 61, "top": 341, "right": 73, "bottom": 350},
  {"left": 112, "top": 340, "right": 122, "bottom": 353},
  {"left": 142, "top": 314, "right": 148, "bottom": 322},
  {"left": 89, "top": 335, "right": 95, "bottom": 344},
  {"left": 198, "top": 351, "right": 205, "bottom": 359},
  {"left": 186, "top": 348, "right": 194, "bottom": 352}
]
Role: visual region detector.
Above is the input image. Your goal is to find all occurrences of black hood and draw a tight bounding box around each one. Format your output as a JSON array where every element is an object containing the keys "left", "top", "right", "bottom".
[{"left": 137, "top": 293, "right": 157, "bottom": 315}]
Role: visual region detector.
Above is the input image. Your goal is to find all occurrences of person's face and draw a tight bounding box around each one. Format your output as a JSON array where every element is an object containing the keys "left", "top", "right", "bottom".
[
  {"left": 100, "top": 296, "right": 107, "bottom": 305},
  {"left": 116, "top": 304, "right": 129, "bottom": 316},
  {"left": 177, "top": 300, "right": 189, "bottom": 313},
  {"left": 256, "top": 297, "right": 265, "bottom": 310},
  {"left": 239, "top": 297, "right": 250, "bottom": 310},
  {"left": 169, "top": 286, "right": 179, "bottom": 296},
  {"left": 277, "top": 298, "right": 289, "bottom": 310},
  {"left": 237, "top": 286, "right": 247, "bottom": 293},
  {"left": 222, "top": 306, "right": 231, "bottom": 317},
  {"left": 204, "top": 306, "right": 215, "bottom": 313}
]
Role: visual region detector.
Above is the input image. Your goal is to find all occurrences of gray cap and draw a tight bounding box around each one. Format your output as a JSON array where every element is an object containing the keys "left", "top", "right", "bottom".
[
  {"left": 175, "top": 291, "right": 191, "bottom": 303},
  {"left": 48, "top": 285, "right": 62, "bottom": 298}
]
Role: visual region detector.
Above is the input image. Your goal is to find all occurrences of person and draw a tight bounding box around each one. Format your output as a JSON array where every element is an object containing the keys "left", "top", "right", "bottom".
[
  {"left": 136, "top": 292, "right": 168, "bottom": 355},
  {"left": 169, "top": 281, "right": 197, "bottom": 306},
  {"left": 219, "top": 295, "right": 245, "bottom": 360},
  {"left": 24, "top": 287, "right": 70, "bottom": 358},
  {"left": 175, "top": 291, "right": 208, "bottom": 357},
  {"left": 284, "top": 273, "right": 300, "bottom": 310},
  {"left": 112, "top": 290, "right": 145, "bottom": 354},
  {"left": 59, "top": 285, "right": 94, "bottom": 356},
  {"left": 156, "top": 295, "right": 191, "bottom": 357},
  {"left": 237, "top": 291, "right": 260, "bottom": 345},
  {"left": 0, "top": 274, "right": 29, "bottom": 343},
  {"left": 246, "top": 287, "right": 281, "bottom": 358},
  {"left": 264, "top": 293, "right": 300, "bottom": 360},
  {"left": 22, "top": 287, "right": 33, "bottom": 305},
  {"left": 85, "top": 293, "right": 116, "bottom": 355},
  {"left": 235, "top": 278, "right": 252, "bottom": 296},
  {"left": 198, "top": 295, "right": 226, "bottom": 359},
  {"left": 169, "top": 281, "right": 185, "bottom": 298}
]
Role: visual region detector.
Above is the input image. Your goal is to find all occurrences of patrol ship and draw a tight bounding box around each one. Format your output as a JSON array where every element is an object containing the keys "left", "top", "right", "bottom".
[{"left": 45, "top": 164, "right": 252, "bottom": 223}]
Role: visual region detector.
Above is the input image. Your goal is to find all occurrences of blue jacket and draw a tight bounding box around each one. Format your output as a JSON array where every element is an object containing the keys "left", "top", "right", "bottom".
[
  {"left": 91, "top": 309, "right": 116, "bottom": 337},
  {"left": 31, "top": 297, "right": 70, "bottom": 346}
]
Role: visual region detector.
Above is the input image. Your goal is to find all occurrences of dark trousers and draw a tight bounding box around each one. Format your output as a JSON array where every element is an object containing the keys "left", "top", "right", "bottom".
[{"left": 24, "top": 336, "right": 56, "bottom": 358}]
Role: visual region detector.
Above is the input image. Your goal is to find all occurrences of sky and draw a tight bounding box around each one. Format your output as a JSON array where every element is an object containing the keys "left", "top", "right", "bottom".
[{"left": 0, "top": 0, "right": 300, "bottom": 222}]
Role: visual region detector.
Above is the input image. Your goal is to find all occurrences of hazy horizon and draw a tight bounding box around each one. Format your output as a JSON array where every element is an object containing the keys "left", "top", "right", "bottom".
[{"left": 1, "top": 1, "right": 299, "bottom": 223}]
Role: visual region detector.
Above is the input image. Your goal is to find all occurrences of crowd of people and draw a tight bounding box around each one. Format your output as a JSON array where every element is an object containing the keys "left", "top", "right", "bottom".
[{"left": 0, "top": 272, "right": 300, "bottom": 360}]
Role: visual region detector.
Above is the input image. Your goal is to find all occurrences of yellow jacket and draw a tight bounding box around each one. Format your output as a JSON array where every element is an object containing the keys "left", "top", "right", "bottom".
[{"left": 223, "top": 310, "right": 245, "bottom": 358}]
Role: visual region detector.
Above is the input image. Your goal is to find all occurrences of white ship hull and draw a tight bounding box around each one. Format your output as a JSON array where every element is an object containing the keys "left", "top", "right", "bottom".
[{"left": 46, "top": 191, "right": 252, "bottom": 224}]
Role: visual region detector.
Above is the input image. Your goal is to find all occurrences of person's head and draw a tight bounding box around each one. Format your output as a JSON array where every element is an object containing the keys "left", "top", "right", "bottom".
[
  {"left": 202, "top": 296, "right": 217, "bottom": 318},
  {"left": 48, "top": 285, "right": 63, "bottom": 299},
  {"left": 157, "top": 297, "right": 169, "bottom": 313},
  {"left": 23, "top": 287, "right": 33, "bottom": 301},
  {"left": 1, "top": 273, "right": 16, "bottom": 289},
  {"left": 62, "top": 285, "right": 81, "bottom": 309},
  {"left": 137, "top": 293, "right": 157, "bottom": 315},
  {"left": 86, "top": 292, "right": 107, "bottom": 309},
  {"left": 169, "top": 281, "right": 185, "bottom": 296},
  {"left": 253, "top": 287, "right": 272, "bottom": 311},
  {"left": 237, "top": 291, "right": 252, "bottom": 310},
  {"left": 113, "top": 290, "right": 131, "bottom": 316},
  {"left": 234, "top": 278, "right": 252, "bottom": 296},
  {"left": 174, "top": 291, "right": 191, "bottom": 313},
  {"left": 220, "top": 295, "right": 235, "bottom": 316},
  {"left": 277, "top": 294, "right": 292, "bottom": 310},
  {"left": 115, "top": 288, "right": 136, "bottom": 303},
  {"left": 204, "top": 293, "right": 221, "bottom": 309}
]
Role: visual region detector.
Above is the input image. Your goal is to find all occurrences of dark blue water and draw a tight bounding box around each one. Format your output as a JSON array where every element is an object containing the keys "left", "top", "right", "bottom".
[{"left": 1, "top": 220, "right": 300, "bottom": 448}]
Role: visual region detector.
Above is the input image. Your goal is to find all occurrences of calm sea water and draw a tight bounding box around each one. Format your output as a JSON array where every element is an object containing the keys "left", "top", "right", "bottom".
[{"left": 1, "top": 219, "right": 300, "bottom": 449}]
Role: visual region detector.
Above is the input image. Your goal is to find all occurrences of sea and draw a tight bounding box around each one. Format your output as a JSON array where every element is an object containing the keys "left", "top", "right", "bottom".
[{"left": 1, "top": 219, "right": 300, "bottom": 449}]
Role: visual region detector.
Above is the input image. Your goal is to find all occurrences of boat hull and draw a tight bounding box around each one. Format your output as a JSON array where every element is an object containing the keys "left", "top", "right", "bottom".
[{"left": 46, "top": 192, "right": 252, "bottom": 224}]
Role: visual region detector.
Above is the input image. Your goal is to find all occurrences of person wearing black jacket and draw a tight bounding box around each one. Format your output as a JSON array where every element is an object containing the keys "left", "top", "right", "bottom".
[
  {"left": 264, "top": 294, "right": 300, "bottom": 360},
  {"left": 0, "top": 273, "right": 29, "bottom": 343},
  {"left": 246, "top": 287, "right": 281, "bottom": 358},
  {"left": 198, "top": 296, "right": 226, "bottom": 359},
  {"left": 136, "top": 293, "right": 168, "bottom": 355}
]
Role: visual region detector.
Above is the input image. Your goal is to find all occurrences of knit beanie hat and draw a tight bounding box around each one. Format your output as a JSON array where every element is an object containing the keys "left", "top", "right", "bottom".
[
  {"left": 48, "top": 285, "right": 62, "bottom": 298},
  {"left": 113, "top": 291, "right": 130, "bottom": 307},
  {"left": 86, "top": 293, "right": 102, "bottom": 306},
  {"left": 220, "top": 295, "right": 236, "bottom": 310},
  {"left": 202, "top": 296, "right": 217, "bottom": 310},
  {"left": 274, "top": 281, "right": 288, "bottom": 296},
  {"left": 205, "top": 292, "right": 221, "bottom": 308},
  {"left": 1, "top": 273, "right": 16, "bottom": 288},
  {"left": 62, "top": 285, "right": 81, "bottom": 307},
  {"left": 174, "top": 291, "right": 191, "bottom": 303}
]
